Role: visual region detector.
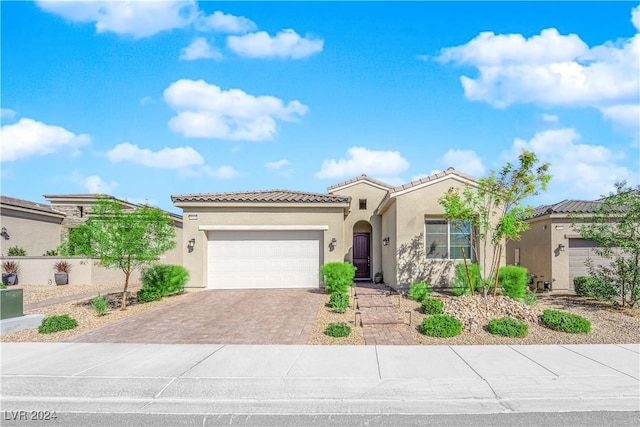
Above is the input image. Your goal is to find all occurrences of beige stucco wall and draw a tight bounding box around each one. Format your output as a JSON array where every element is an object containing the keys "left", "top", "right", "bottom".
[
  {"left": 507, "top": 216, "right": 576, "bottom": 291},
  {"left": 0, "top": 210, "right": 63, "bottom": 257},
  {"left": 330, "top": 182, "right": 389, "bottom": 278},
  {"left": 176, "top": 204, "right": 347, "bottom": 288},
  {"left": 0, "top": 257, "right": 141, "bottom": 286},
  {"left": 380, "top": 200, "right": 397, "bottom": 287}
]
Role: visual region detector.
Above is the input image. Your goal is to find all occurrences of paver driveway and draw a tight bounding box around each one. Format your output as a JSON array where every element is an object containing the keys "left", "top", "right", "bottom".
[{"left": 64, "top": 289, "right": 324, "bottom": 344}]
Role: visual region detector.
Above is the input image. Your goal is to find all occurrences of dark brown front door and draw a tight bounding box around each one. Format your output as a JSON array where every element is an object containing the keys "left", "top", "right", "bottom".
[{"left": 353, "top": 233, "right": 371, "bottom": 279}]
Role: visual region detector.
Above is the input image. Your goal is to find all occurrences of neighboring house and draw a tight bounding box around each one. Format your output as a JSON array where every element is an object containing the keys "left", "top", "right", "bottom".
[
  {"left": 172, "top": 167, "right": 494, "bottom": 291},
  {"left": 506, "top": 199, "right": 611, "bottom": 292},
  {"left": 1, "top": 194, "right": 183, "bottom": 264}
]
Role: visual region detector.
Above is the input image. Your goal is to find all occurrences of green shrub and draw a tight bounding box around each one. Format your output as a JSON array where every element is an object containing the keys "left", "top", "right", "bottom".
[
  {"left": 0, "top": 283, "right": 6, "bottom": 289},
  {"left": 421, "top": 297, "right": 444, "bottom": 315},
  {"left": 573, "top": 276, "right": 617, "bottom": 300},
  {"left": 487, "top": 317, "right": 528, "bottom": 337},
  {"left": 43, "top": 249, "right": 58, "bottom": 256},
  {"left": 542, "top": 309, "right": 591, "bottom": 333},
  {"left": 324, "top": 322, "right": 351, "bottom": 337},
  {"left": 138, "top": 264, "right": 189, "bottom": 303},
  {"left": 321, "top": 262, "right": 356, "bottom": 295},
  {"left": 7, "top": 246, "right": 26, "bottom": 256},
  {"left": 329, "top": 293, "right": 350, "bottom": 313},
  {"left": 451, "top": 263, "right": 482, "bottom": 296},
  {"left": 91, "top": 294, "right": 109, "bottom": 316},
  {"left": 38, "top": 314, "right": 78, "bottom": 334},
  {"left": 499, "top": 265, "right": 529, "bottom": 299},
  {"left": 523, "top": 289, "right": 537, "bottom": 306},
  {"left": 420, "top": 315, "right": 462, "bottom": 337},
  {"left": 408, "top": 281, "right": 431, "bottom": 301}
]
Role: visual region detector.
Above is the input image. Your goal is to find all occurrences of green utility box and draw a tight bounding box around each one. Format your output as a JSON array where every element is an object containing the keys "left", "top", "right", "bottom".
[{"left": 0, "top": 288, "right": 24, "bottom": 320}]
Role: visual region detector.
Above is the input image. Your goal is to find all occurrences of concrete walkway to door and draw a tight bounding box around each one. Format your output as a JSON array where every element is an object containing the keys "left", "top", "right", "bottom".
[{"left": 64, "top": 289, "right": 323, "bottom": 344}]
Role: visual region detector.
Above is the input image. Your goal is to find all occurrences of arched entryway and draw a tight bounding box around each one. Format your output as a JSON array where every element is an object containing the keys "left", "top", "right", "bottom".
[{"left": 353, "top": 220, "right": 372, "bottom": 279}]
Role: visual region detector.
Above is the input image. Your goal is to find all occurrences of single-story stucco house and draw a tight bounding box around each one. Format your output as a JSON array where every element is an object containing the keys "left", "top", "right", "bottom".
[
  {"left": 505, "top": 199, "right": 613, "bottom": 292},
  {"left": 172, "top": 168, "right": 496, "bottom": 291}
]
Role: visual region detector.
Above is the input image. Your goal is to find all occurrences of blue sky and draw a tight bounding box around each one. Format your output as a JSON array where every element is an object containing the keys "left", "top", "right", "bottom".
[{"left": 1, "top": 1, "right": 639, "bottom": 214}]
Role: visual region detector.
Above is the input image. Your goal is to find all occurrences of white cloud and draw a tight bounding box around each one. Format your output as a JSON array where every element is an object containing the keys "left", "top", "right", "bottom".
[
  {"left": 139, "top": 96, "right": 154, "bottom": 106},
  {"left": 632, "top": 5, "right": 640, "bottom": 31},
  {"left": 227, "top": 29, "right": 323, "bottom": 59},
  {"left": 542, "top": 113, "right": 559, "bottom": 123},
  {"left": 440, "top": 149, "right": 485, "bottom": 177},
  {"left": 163, "top": 79, "right": 308, "bottom": 141},
  {"left": 76, "top": 174, "right": 118, "bottom": 194},
  {"left": 315, "top": 147, "right": 410, "bottom": 179},
  {"left": 107, "top": 142, "right": 204, "bottom": 169},
  {"left": 503, "top": 128, "right": 638, "bottom": 200},
  {"left": 600, "top": 104, "right": 640, "bottom": 133},
  {"left": 1, "top": 108, "right": 16, "bottom": 120},
  {"left": 438, "top": 19, "right": 640, "bottom": 132},
  {"left": 204, "top": 165, "right": 239, "bottom": 179},
  {"left": 126, "top": 197, "right": 159, "bottom": 207},
  {"left": 180, "top": 37, "right": 222, "bottom": 61},
  {"left": 411, "top": 173, "right": 433, "bottom": 181},
  {"left": 196, "top": 11, "right": 256, "bottom": 34},
  {"left": 37, "top": 0, "right": 197, "bottom": 39},
  {"left": 0, "top": 118, "right": 90, "bottom": 162},
  {"left": 265, "top": 159, "right": 291, "bottom": 170}
]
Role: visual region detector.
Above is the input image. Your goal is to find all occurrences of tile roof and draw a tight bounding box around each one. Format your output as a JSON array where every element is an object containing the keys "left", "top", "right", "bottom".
[
  {"left": 0, "top": 195, "right": 65, "bottom": 217},
  {"left": 327, "top": 174, "right": 394, "bottom": 192},
  {"left": 171, "top": 189, "right": 351, "bottom": 204},
  {"left": 388, "top": 167, "right": 477, "bottom": 193},
  {"left": 531, "top": 200, "right": 604, "bottom": 218}
]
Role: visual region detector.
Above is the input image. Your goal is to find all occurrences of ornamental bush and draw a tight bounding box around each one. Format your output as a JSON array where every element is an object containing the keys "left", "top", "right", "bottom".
[
  {"left": 91, "top": 294, "right": 109, "bottom": 316},
  {"left": 421, "top": 297, "right": 444, "bottom": 315},
  {"left": 38, "top": 314, "right": 78, "bottom": 334},
  {"left": 329, "top": 293, "right": 350, "bottom": 313},
  {"left": 487, "top": 317, "right": 528, "bottom": 337},
  {"left": 542, "top": 309, "right": 591, "bottom": 333},
  {"left": 137, "top": 264, "right": 189, "bottom": 303},
  {"left": 321, "top": 262, "right": 356, "bottom": 295},
  {"left": 7, "top": 246, "right": 26, "bottom": 256},
  {"left": 573, "top": 276, "right": 617, "bottom": 301},
  {"left": 498, "top": 265, "right": 529, "bottom": 299},
  {"left": 408, "top": 281, "right": 431, "bottom": 301},
  {"left": 324, "top": 322, "right": 351, "bottom": 337},
  {"left": 451, "top": 263, "right": 482, "bottom": 296},
  {"left": 420, "top": 315, "right": 462, "bottom": 337}
]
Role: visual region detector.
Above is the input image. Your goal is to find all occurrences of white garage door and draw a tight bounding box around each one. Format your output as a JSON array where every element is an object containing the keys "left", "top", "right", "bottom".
[
  {"left": 207, "top": 230, "right": 322, "bottom": 289},
  {"left": 568, "top": 239, "right": 611, "bottom": 288}
]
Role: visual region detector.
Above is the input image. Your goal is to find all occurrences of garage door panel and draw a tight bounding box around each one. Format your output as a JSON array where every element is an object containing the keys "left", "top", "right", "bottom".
[{"left": 207, "top": 230, "right": 322, "bottom": 289}]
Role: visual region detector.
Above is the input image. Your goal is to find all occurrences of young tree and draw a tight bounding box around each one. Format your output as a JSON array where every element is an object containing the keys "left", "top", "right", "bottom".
[
  {"left": 60, "top": 198, "right": 176, "bottom": 309},
  {"left": 439, "top": 149, "right": 551, "bottom": 295},
  {"left": 571, "top": 182, "right": 640, "bottom": 307}
]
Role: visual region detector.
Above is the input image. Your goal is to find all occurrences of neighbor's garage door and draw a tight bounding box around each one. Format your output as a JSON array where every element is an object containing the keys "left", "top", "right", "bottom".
[
  {"left": 568, "top": 239, "right": 611, "bottom": 288},
  {"left": 207, "top": 230, "right": 322, "bottom": 289}
]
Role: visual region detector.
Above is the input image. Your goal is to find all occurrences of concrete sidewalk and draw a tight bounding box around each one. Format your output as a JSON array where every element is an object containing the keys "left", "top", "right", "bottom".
[{"left": 1, "top": 343, "right": 638, "bottom": 423}]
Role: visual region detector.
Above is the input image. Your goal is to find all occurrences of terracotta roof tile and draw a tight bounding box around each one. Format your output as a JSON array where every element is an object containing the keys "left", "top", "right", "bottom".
[
  {"left": 327, "top": 174, "right": 394, "bottom": 192},
  {"left": 388, "top": 167, "right": 477, "bottom": 193},
  {"left": 171, "top": 189, "right": 351, "bottom": 204},
  {"left": 531, "top": 200, "right": 605, "bottom": 217}
]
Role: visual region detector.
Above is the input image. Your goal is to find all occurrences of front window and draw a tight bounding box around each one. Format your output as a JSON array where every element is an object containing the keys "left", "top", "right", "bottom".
[{"left": 425, "top": 220, "right": 471, "bottom": 260}]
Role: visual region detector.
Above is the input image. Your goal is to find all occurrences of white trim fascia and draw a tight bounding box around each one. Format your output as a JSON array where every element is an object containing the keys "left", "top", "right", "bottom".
[
  {"left": 329, "top": 180, "right": 391, "bottom": 193},
  {"left": 198, "top": 225, "right": 329, "bottom": 231}
]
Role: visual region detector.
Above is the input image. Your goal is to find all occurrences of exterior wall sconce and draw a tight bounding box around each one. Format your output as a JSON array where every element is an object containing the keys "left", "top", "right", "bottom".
[
  {"left": 382, "top": 237, "right": 390, "bottom": 246},
  {"left": 558, "top": 243, "right": 565, "bottom": 252},
  {"left": 187, "top": 238, "right": 195, "bottom": 253},
  {"left": 0, "top": 227, "right": 8, "bottom": 240},
  {"left": 329, "top": 237, "right": 337, "bottom": 251}
]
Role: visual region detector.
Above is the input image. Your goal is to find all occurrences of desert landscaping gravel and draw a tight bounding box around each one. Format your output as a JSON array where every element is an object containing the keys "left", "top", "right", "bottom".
[{"left": 2, "top": 284, "right": 638, "bottom": 345}]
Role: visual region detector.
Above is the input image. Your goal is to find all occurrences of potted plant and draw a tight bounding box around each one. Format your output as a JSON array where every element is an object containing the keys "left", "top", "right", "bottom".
[
  {"left": 53, "top": 260, "right": 71, "bottom": 285},
  {"left": 2, "top": 260, "right": 20, "bottom": 286},
  {"left": 374, "top": 271, "right": 383, "bottom": 284}
]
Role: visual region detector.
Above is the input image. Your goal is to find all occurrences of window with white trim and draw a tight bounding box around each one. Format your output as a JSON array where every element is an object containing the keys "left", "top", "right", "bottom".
[{"left": 425, "top": 220, "right": 472, "bottom": 260}]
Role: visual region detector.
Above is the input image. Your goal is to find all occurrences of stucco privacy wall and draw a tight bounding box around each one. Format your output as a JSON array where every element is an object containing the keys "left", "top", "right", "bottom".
[
  {"left": 177, "top": 205, "right": 347, "bottom": 288},
  {"left": 380, "top": 200, "right": 398, "bottom": 288},
  {"left": 329, "top": 181, "right": 389, "bottom": 278},
  {"left": 0, "top": 208, "right": 64, "bottom": 257},
  {"left": 0, "top": 257, "right": 141, "bottom": 286}
]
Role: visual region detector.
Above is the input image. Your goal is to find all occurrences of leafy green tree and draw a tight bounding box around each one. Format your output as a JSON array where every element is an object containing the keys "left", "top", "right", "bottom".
[
  {"left": 59, "top": 198, "right": 176, "bottom": 309},
  {"left": 571, "top": 182, "right": 640, "bottom": 307},
  {"left": 439, "top": 150, "right": 551, "bottom": 295}
]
